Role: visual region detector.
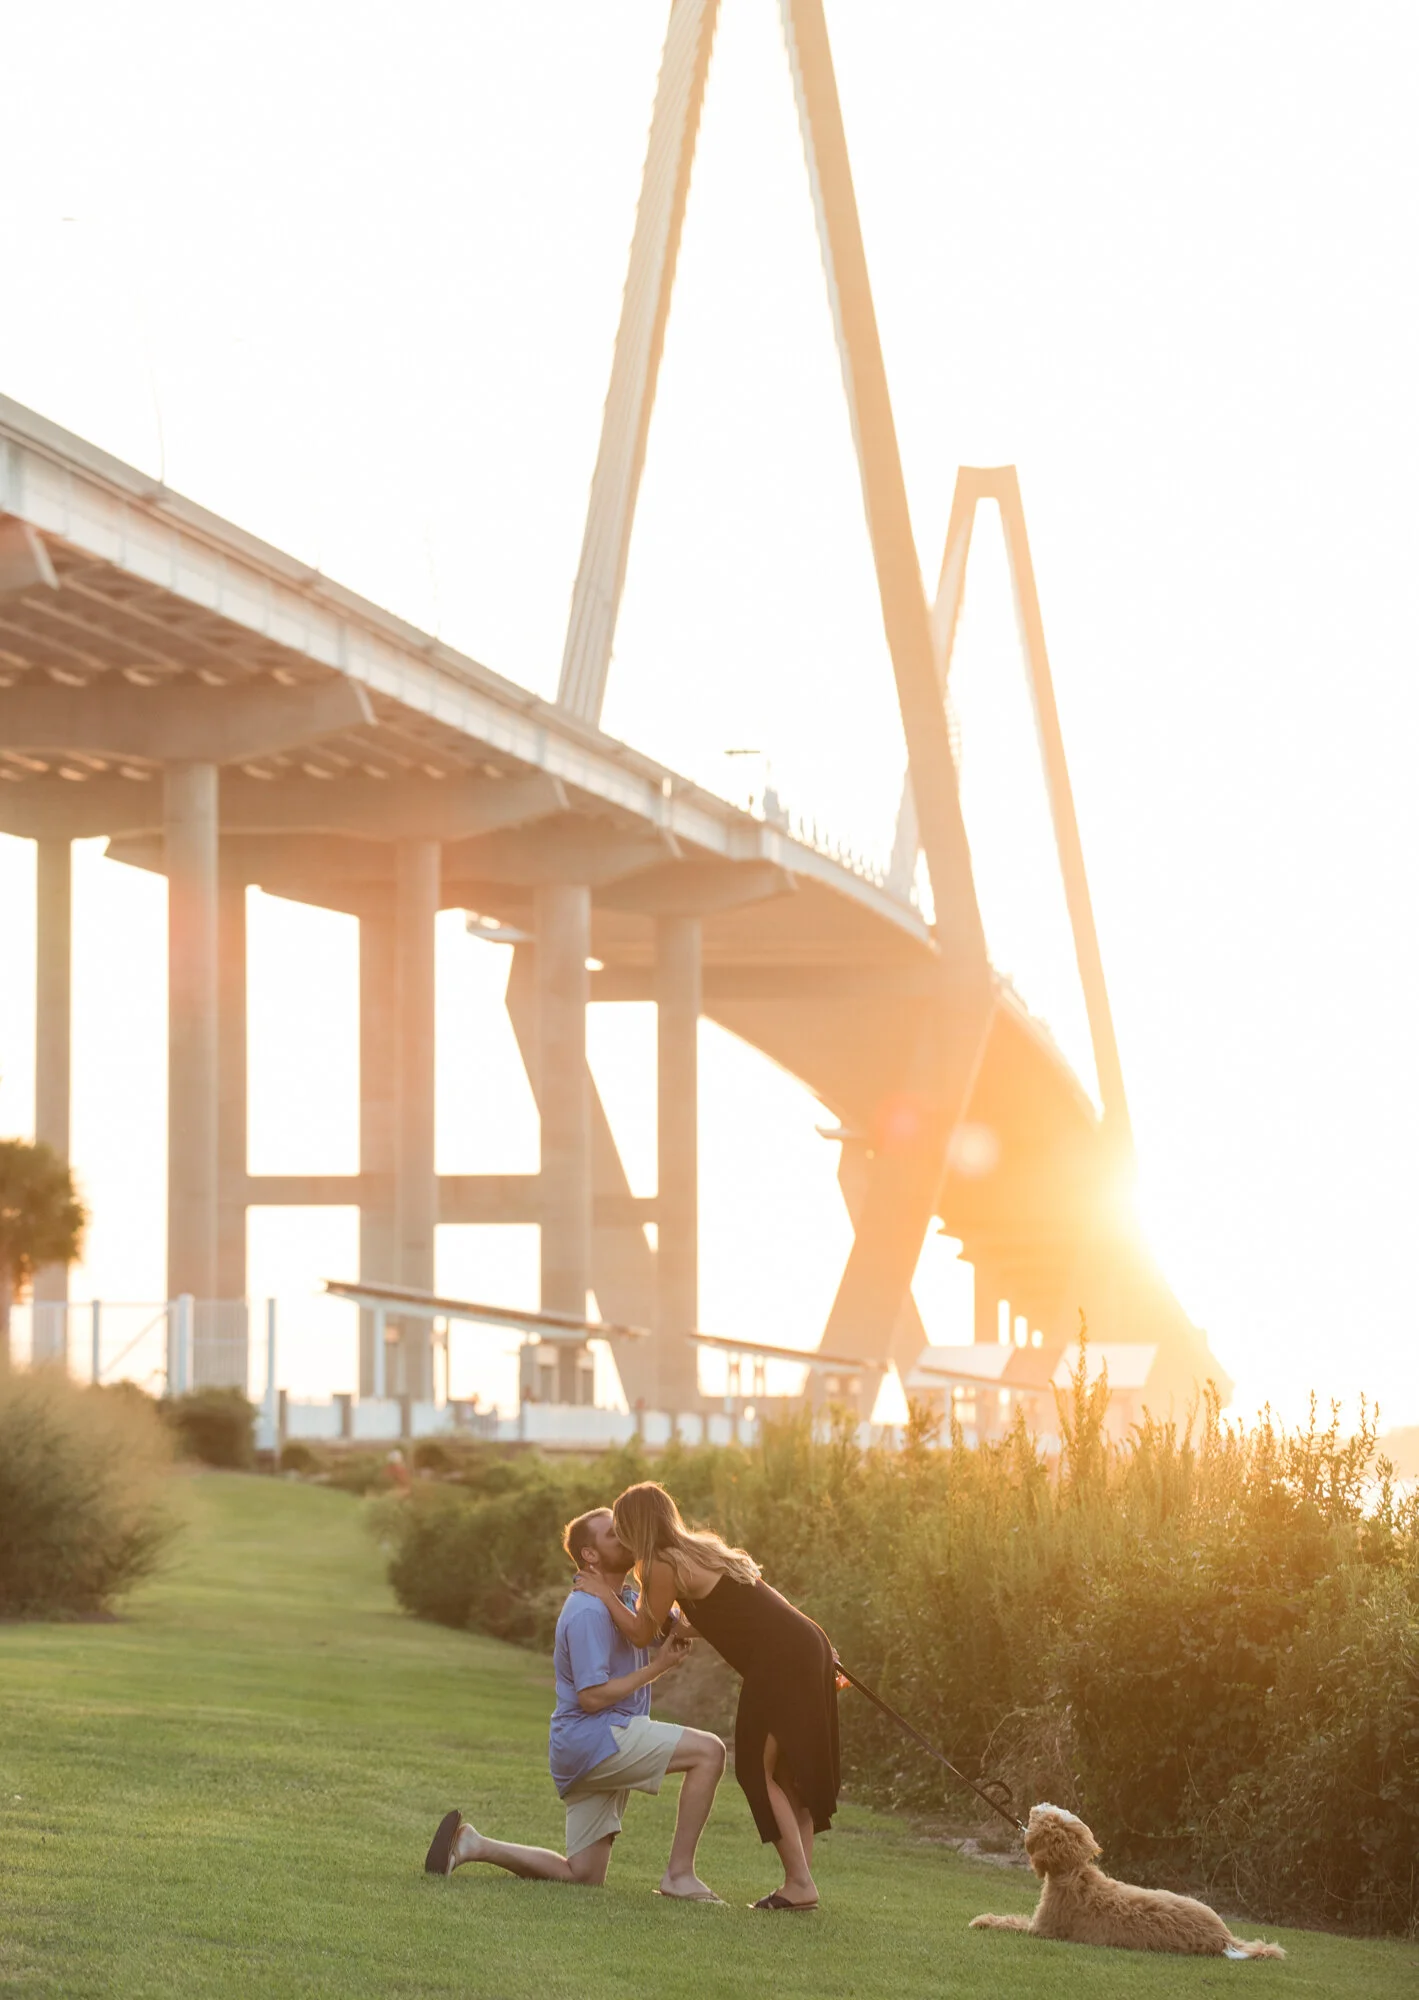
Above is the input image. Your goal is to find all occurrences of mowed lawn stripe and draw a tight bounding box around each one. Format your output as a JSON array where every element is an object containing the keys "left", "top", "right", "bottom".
[{"left": 0, "top": 1475, "right": 1412, "bottom": 1998}]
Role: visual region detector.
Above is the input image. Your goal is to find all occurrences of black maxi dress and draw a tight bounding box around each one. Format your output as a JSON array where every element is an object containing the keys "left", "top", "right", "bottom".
[{"left": 677, "top": 1574, "right": 841, "bottom": 1844}]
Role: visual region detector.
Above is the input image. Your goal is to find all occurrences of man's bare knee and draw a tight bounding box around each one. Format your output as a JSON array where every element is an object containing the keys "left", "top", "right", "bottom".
[
  {"left": 669, "top": 1727, "right": 726, "bottom": 1775},
  {"left": 568, "top": 1836, "right": 614, "bottom": 1885}
]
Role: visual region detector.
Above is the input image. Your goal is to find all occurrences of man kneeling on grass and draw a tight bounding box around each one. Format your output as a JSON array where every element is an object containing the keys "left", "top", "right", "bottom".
[{"left": 424, "top": 1505, "right": 726, "bottom": 1900}]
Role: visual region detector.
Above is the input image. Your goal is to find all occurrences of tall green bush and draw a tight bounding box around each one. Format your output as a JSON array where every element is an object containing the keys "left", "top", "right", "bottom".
[
  {"left": 375, "top": 1364, "right": 1418, "bottom": 1934},
  {"left": 0, "top": 1370, "right": 176, "bottom": 1617}
]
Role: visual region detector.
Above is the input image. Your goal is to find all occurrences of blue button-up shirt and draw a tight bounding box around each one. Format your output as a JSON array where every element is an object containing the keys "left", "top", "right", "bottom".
[{"left": 548, "top": 1584, "right": 651, "bottom": 1796}]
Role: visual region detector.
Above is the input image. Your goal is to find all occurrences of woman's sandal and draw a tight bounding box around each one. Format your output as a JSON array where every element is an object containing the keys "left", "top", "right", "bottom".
[
  {"left": 750, "top": 1891, "right": 819, "bottom": 1911},
  {"left": 423, "top": 1809, "right": 463, "bottom": 1876}
]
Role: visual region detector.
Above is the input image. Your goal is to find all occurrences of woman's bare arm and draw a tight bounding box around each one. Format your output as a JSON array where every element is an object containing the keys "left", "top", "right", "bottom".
[{"left": 573, "top": 1558, "right": 679, "bottom": 1644}]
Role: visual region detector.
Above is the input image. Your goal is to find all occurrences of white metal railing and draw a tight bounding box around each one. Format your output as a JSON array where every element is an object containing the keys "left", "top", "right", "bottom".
[
  {"left": 10, "top": 1298, "right": 910, "bottom": 1455},
  {"left": 713, "top": 769, "right": 900, "bottom": 897}
]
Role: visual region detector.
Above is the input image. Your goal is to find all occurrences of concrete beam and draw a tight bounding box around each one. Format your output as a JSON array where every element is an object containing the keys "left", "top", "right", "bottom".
[
  {"left": 437, "top": 1175, "right": 540, "bottom": 1225},
  {"left": 601, "top": 858, "right": 795, "bottom": 918},
  {"left": 106, "top": 818, "right": 659, "bottom": 914},
  {"left": 245, "top": 1174, "right": 380, "bottom": 1207},
  {"left": 0, "top": 520, "right": 58, "bottom": 597},
  {"left": 228, "top": 1171, "right": 649, "bottom": 1224},
  {"left": 0, "top": 674, "right": 374, "bottom": 764},
  {"left": 0, "top": 778, "right": 164, "bottom": 842},
  {"left": 590, "top": 961, "right": 944, "bottom": 1004},
  {"left": 437, "top": 1177, "right": 653, "bottom": 1227},
  {"left": 451, "top": 817, "right": 678, "bottom": 888},
  {"left": 217, "top": 769, "right": 567, "bottom": 842},
  {"left": 108, "top": 833, "right": 392, "bottom": 891}
]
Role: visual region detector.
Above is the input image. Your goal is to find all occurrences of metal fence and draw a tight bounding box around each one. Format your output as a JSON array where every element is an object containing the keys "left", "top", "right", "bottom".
[{"left": 11, "top": 1296, "right": 269, "bottom": 1401}]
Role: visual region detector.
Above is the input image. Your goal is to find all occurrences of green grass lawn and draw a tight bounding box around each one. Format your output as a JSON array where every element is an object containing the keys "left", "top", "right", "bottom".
[{"left": 2, "top": 1476, "right": 1414, "bottom": 1999}]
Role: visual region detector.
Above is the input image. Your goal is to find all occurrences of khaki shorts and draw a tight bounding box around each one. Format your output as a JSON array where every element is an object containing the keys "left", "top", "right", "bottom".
[{"left": 563, "top": 1715, "right": 684, "bottom": 1856}]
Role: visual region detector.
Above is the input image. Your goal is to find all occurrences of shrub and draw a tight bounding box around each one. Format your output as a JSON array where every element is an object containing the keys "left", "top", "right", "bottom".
[
  {"left": 0, "top": 1369, "right": 176, "bottom": 1617},
  {"left": 321, "top": 1451, "right": 394, "bottom": 1496},
  {"left": 164, "top": 1387, "right": 255, "bottom": 1469},
  {"left": 279, "top": 1440, "right": 319, "bottom": 1475},
  {"left": 374, "top": 1440, "right": 652, "bottom": 1648}
]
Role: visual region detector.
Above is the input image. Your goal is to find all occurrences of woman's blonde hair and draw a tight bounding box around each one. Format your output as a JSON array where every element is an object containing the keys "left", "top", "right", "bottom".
[{"left": 611, "top": 1481, "right": 760, "bottom": 1598}]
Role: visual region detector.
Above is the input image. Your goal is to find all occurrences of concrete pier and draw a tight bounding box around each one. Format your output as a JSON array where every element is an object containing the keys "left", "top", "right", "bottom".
[
  {"left": 358, "top": 890, "right": 397, "bottom": 1397},
  {"left": 535, "top": 882, "right": 592, "bottom": 1401},
  {"left": 216, "top": 873, "right": 248, "bottom": 1301},
  {"left": 655, "top": 913, "right": 701, "bottom": 1408},
  {"left": 32, "top": 838, "right": 72, "bottom": 1319},
  {"left": 393, "top": 842, "right": 439, "bottom": 1398},
  {"left": 165, "top": 763, "right": 219, "bottom": 1303}
]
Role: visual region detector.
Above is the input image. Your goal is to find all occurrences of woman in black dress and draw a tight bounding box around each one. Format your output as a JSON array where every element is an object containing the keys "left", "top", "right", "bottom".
[{"left": 574, "top": 1481, "right": 839, "bottom": 1910}]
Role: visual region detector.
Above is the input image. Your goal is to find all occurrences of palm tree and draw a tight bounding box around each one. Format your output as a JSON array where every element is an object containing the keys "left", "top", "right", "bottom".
[{"left": 0, "top": 1139, "right": 88, "bottom": 1367}]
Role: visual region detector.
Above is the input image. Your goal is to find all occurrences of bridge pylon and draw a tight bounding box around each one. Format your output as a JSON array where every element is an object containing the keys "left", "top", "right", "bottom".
[{"left": 554, "top": 0, "right": 1206, "bottom": 1411}]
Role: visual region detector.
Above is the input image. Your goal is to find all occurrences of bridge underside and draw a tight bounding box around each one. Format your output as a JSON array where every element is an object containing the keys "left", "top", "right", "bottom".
[{"left": 0, "top": 395, "right": 1220, "bottom": 1412}]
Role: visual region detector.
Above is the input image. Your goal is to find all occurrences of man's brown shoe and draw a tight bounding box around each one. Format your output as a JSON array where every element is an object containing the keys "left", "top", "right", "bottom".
[{"left": 424, "top": 1809, "right": 462, "bottom": 1876}]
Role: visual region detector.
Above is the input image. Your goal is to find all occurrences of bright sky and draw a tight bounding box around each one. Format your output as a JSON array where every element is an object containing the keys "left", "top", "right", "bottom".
[{"left": 1, "top": 2, "right": 1415, "bottom": 1425}]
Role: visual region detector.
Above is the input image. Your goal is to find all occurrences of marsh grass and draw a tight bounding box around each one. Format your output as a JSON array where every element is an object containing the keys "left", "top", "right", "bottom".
[{"left": 382, "top": 1357, "right": 1419, "bottom": 1933}]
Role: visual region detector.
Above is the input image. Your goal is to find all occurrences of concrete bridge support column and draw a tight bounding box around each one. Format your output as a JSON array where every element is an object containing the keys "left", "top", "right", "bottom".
[
  {"left": 535, "top": 883, "right": 592, "bottom": 1403},
  {"left": 165, "top": 763, "right": 219, "bottom": 1307},
  {"left": 32, "top": 838, "right": 72, "bottom": 1334},
  {"left": 655, "top": 913, "right": 701, "bottom": 1409},
  {"left": 358, "top": 889, "right": 397, "bottom": 1398},
  {"left": 216, "top": 875, "right": 248, "bottom": 1304},
  {"left": 394, "top": 843, "right": 439, "bottom": 1400}
]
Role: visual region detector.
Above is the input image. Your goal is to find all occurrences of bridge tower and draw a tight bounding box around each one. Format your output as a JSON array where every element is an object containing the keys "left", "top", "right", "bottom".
[{"left": 549, "top": 0, "right": 1167, "bottom": 1406}]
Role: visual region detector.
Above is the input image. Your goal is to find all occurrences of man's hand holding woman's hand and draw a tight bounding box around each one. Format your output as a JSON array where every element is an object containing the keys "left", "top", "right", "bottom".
[{"left": 651, "top": 1629, "right": 692, "bottom": 1678}]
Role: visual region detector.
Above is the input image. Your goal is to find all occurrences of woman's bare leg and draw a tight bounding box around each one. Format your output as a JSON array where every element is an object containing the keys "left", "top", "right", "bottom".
[
  {"left": 796, "top": 1801, "right": 814, "bottom": 1871},
  {"left": 451, "top": 1822, "right": 612, "bottom": 1885},
  {"left": 762, "top": 1736, "right": 818, "bottom": 1906}
]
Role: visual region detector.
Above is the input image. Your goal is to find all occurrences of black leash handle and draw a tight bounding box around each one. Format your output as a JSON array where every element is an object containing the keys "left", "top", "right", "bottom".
[{"left": 835, "top": 1659, "right": 1027, "bottom": 1836}]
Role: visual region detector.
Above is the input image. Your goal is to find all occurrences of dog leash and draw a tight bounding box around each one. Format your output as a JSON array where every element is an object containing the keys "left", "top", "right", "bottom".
[{"left": 834, "top": 1660, "right": 1027, "bottom": 1836}]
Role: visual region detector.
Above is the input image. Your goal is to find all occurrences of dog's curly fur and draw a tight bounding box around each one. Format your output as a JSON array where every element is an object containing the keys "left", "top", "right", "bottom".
[{"left": 970, "top": 1804, "right": 1285, "bottom": 1960}]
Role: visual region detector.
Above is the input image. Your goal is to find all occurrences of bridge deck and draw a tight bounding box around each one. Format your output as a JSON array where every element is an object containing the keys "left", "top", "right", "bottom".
[{"left": 0, "top": 393, "right": 1215, "bottom": 1390}]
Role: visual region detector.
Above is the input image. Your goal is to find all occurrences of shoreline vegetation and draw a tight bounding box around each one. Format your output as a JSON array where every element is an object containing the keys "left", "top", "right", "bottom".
[{"left": 375, "top": 1357, "right": 1419, "bottom": 1939}]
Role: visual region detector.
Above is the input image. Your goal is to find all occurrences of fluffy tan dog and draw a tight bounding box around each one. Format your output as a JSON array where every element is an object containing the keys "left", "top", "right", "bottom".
[{"left": 970, "top": 1804, "right": 1285, "bottom": 1959}]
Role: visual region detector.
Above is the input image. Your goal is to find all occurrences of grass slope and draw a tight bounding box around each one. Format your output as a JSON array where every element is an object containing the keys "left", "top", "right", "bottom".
[{"left": 1, "top": 1476, "right": 1414, "bottom": 1999}]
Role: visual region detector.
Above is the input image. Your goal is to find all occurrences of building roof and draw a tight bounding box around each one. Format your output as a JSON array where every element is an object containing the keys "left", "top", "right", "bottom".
[{"left": 905, "top": 1339, "right": 1162, "bottom": 1397}]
